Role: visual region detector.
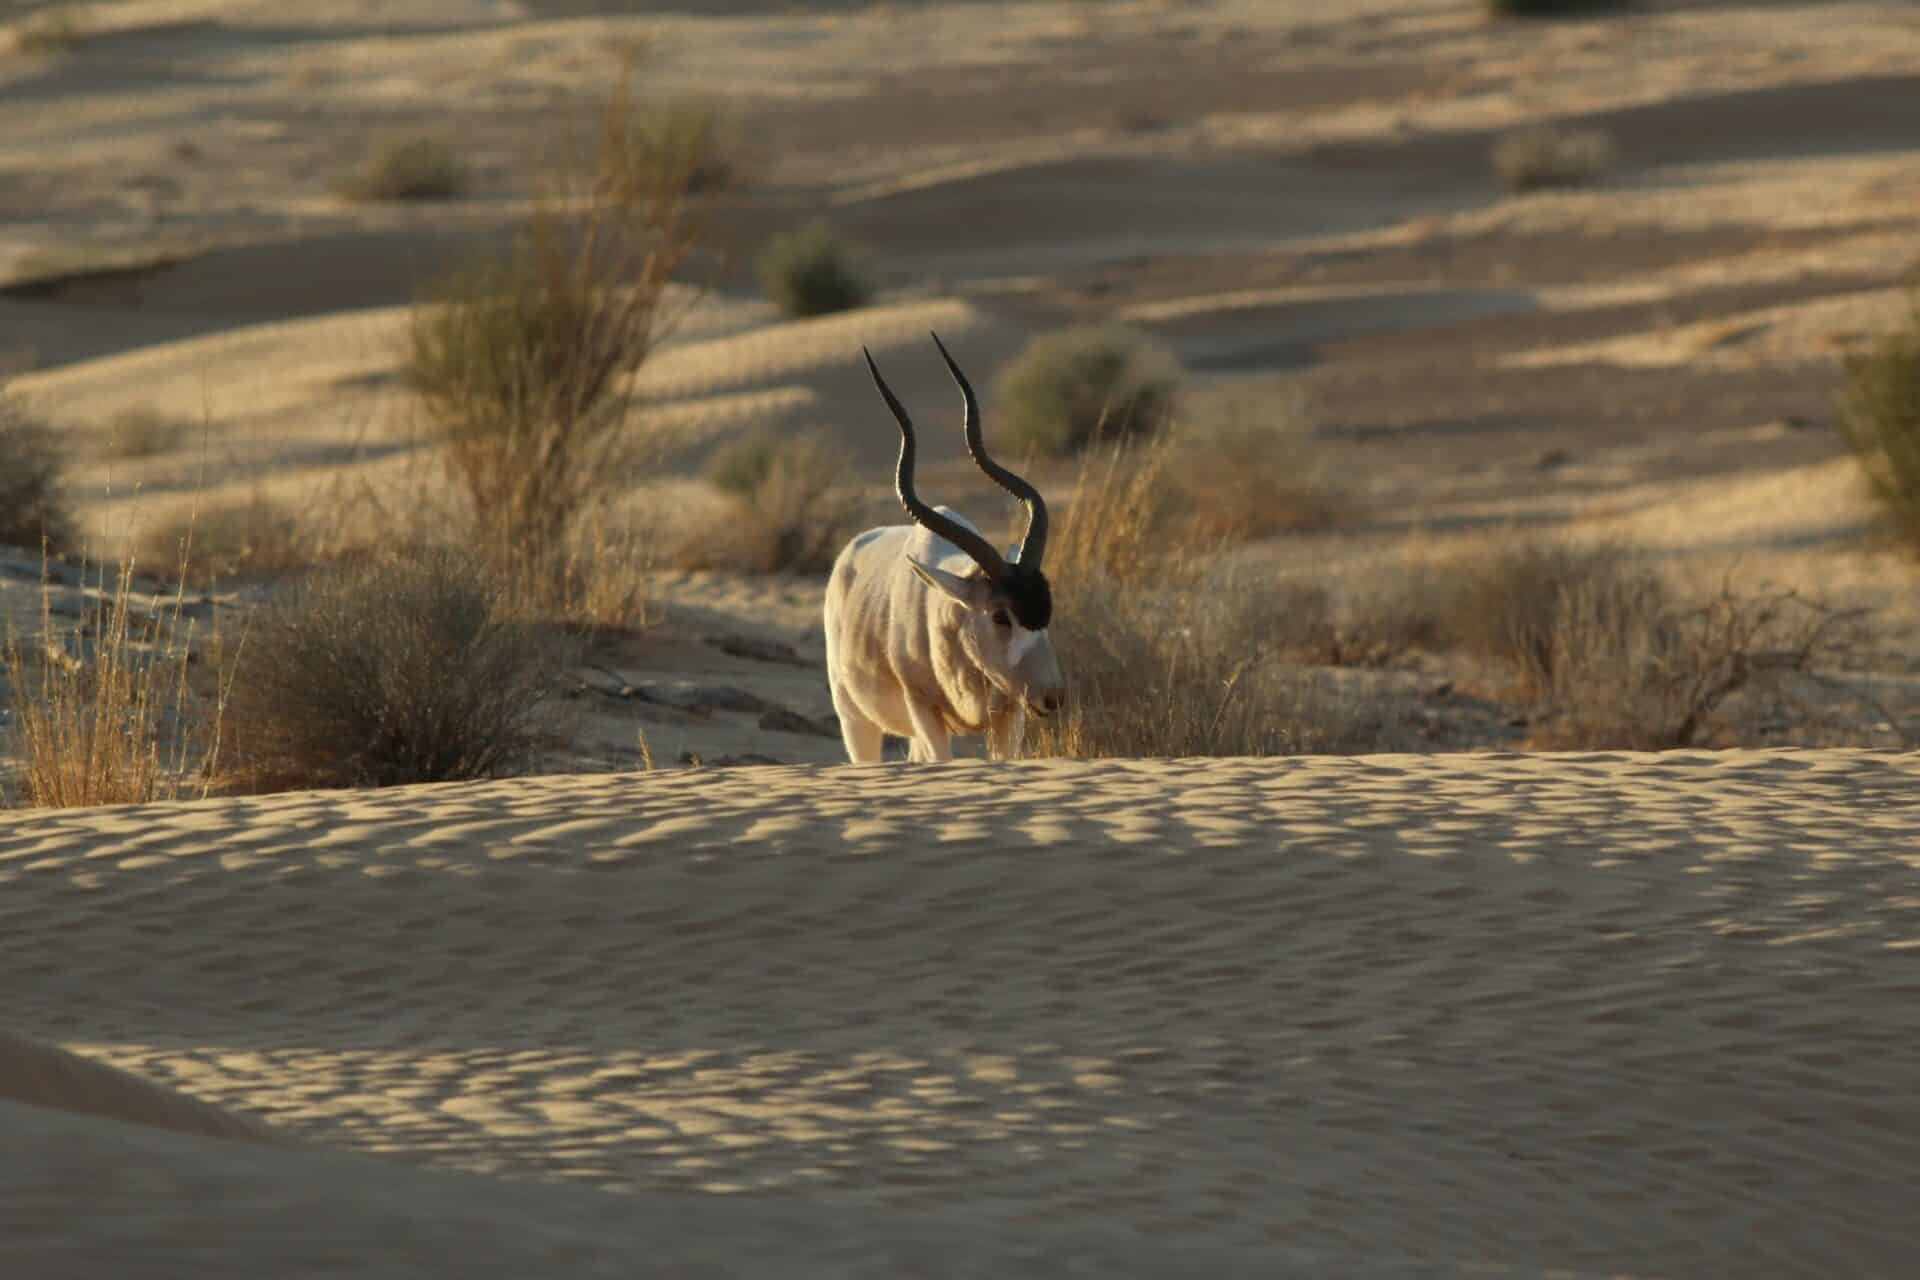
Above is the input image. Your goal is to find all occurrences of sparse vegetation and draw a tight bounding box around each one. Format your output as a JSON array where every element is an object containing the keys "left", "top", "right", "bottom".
[
  {"left": 138, "top": 496, "right": 313, "bottom": 586},
  {"left": 995, "top": 326, "right": 1180, "bottom": 457},
  {"left": 408, "top": 72, "right": 705, "bottom": 562},
  {"left": 222, "top": 548, "right": 570, "bottom": 791},
  {"left": 1484, "top": 0, "right": 1632, "bottom": 16},
  {"left": 3, "top": 557, "right": 226, "bottom": 808},
  {"left": 1492, "top": 124, "right": 1616, "bottom": 192},
  {"left": 756, "top": 222, "right": 872, "bottom": 319},
  {"left": 99, "top": 408, "right": 191, "bottom": 459},
  {"left": 340, "top": 135, "right": 469, "bottom": 202},
  {"left": 1025, "top": 436, "right": 1405, "bottom": 759},
  {"left": 1532, "top": 573, "right": 1867, "bottom": 750},
  {"left": 1168, "top": 409, "right": 1337, "bottom": 542},
  {"left": 682, "top": 427, "right": 863, "bottom": 573},
  {"left": 1, "top": 390, "right": 76, "bottom": 554},
  {"left": 13, "top": 8, "right": 85, "bottom": 55},
  {"left": 1837, "top": 291, "right": 1920, "bottom": 552},
  {"left": 618, "top": 98, "right": 739, "bottom": 195}
]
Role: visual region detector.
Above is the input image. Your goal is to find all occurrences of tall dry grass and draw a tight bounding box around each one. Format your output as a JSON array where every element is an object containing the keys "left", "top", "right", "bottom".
[{"left": 3, "top": 555, "right": 228, "bottom": 808}]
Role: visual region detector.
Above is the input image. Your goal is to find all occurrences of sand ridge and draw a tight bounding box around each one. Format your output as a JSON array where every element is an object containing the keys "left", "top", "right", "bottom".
[{"left": 5, "top": 750, "right": 1920, "bottom": 1275}]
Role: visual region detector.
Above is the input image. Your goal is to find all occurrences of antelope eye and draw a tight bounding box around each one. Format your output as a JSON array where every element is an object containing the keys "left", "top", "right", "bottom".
[{"left": 992, "top": 609, "right": 1012, "bottom": 628}]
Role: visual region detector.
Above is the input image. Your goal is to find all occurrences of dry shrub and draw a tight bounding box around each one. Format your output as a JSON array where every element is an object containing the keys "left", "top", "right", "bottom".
[
  {"left": 3, "top": 558, "right": 226, "bottom": 808},
  {"left": 138, "top": 496, "right": 313, "bottom": 586},
  {"left": 1492, "top": 124, "right": 1616, "bottom": 192},
  {"left": 100, "top": 408, "right": 190, "bottom": 459},
  {"left": 756, "top": 221, "right": 871, "bottom": 319},
  {"left": 680, "top": 428, "right": 863, "bottom": 573},
  {"left": 14, "top": 8, "right": 85, "bottom": 55},
  {"left": 408, "top": 70, "right": 704, "bottom": 561},
  {"left": 1431, "top": 537, "right": 1652, "bottom": 696},
  {"left": 0, "top": 391, "right": 76, "bottom": 554},
  {"left": 1535, "top": 574, "right": 1868, "bottom": 750},
  {"left": 618, "top": 97, "right": 739, "bottom": 195},
  {"left": 995, "top": 326, "right": 1180, "bottom": 458},
  {"left": 1837, "top": 290, "right": 1920, "bottom": 552},
  {"left": 223, "top": 549, "right": 570, "bottom": 791},
  {"left": 1025, "top": 440, "right": 1402, "bottom": 759},
  {"left": 340, "top": 135, "right": 468, "bottom": 202},
  {"left": 1484, "top": 0, "right": 1632, "bottom": 16},
  {"left": 1169, "top": 409, "right": 1337, "bottom": 542}
]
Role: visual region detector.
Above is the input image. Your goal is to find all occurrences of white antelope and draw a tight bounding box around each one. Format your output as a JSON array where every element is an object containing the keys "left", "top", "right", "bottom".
[{"left": 823, "top": 333, "right": 1065, "bottom": 763}]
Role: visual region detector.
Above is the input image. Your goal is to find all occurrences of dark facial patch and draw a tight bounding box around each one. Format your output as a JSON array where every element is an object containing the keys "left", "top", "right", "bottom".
[{"left": 999, "top": 565, "right": 1052, "bottom": 631}]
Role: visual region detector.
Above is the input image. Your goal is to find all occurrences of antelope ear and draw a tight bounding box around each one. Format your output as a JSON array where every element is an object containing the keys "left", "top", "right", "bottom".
[{"left": 907, "top": 557, "right": 993, "bottom": 609}]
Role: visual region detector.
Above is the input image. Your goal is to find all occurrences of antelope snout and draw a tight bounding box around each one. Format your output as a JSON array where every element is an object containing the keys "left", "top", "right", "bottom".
[{"left": 1029, "top": 688, "right": 1066, "bottom": 718}]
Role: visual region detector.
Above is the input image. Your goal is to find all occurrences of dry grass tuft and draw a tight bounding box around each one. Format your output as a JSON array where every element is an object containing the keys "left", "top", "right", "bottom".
[
  {"left": 3, "top": 557, "right": 227, "bottom": 809},
  {"left": 679, "top": 428, "right": 864, "bottom": 573},
  {"left": 98, "top": 408, "right": 191, "bottom": 459},
  {"left": 1168, "top": 409, "right": 1338, "bottom": 542},
  {"left": 1492, "top": 124, "right": 1616, "bottom": 192},
  {"left": 0, "top": 390, "right": 76, "bottom": 554},
  {"left": 223, "top": 548, "right": 572, "bottom": 791},
  {"left": 756, "top": 221, "right": 872, "bottom": 319},
  {"left": 994, "top": 326, "right": 1180, "bottom": 457},
  {"left": 340, "top": 135, "right": 469, "bottom": 202},
  {"left": 138, "top": 496, "right": 314, "bottom": 586},
  {"left": 13, "top": 8, "right": 86, "bottom": 55},
  {"left": 1837, "top": 290, "right": 1920, "bottom": 552},
  {"left": 408, "top": 70, "right": 705, "bottom": 562}
]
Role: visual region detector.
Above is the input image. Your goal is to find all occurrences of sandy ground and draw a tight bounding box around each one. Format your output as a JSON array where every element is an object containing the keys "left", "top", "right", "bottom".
[
  {"left": 6, "top": 751, "right": 1920, "bottom": 1276},
  {"left": 6, "top": 0, "right": 1920, "bottom": 1272}
]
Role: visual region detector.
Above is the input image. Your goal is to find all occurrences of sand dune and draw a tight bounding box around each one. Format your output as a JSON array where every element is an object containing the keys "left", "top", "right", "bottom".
[{"left": 5, "top": 751, "right": 1919, "bottom": 1275}]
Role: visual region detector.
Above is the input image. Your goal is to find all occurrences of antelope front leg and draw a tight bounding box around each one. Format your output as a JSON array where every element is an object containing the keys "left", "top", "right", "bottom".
[{"left": 903, "top": 700, "right": 954, "bottom": 763}]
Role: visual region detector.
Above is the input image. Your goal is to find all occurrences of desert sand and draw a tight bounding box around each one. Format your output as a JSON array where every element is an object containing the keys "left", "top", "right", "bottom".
[
  {"left": 6, "top": 751, "right": 1920, "bottom": 1277},
  {"left": 6, "top": 0, "right": 1920, "bottom": 1273}
]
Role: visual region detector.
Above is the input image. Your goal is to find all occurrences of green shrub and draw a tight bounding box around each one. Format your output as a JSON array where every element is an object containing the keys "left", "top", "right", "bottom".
[
  {"left": 100, "top": 408, "right": 190, "bottom": 459},
  {"left": 224, "top": 549, "right": 570, "bottom": 790},
  {"left": 0, "top": 391, "right": 76, "bottom": 554},
  {"left": 341, "top": 136, "right": 468, "bottom": 202},
  {"left": 1838, "top": 293, "right": 1920, "bottom": 551},
  {"left": 994, "top": 326, "right": 1180, "bottom": 457},
  {"left": 756, "top": 222, "right": 871, "bottom": 319}
]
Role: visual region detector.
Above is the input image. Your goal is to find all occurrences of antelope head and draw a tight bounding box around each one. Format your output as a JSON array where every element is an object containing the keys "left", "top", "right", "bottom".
[{"left": 862, "top": 333, "right": 1066, "bottom": 719}]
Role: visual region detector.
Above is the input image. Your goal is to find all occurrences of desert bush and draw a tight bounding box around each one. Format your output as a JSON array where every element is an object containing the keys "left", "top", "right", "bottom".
[
  {"left": 1432, "top": 537, "right": 1655, "bottom": 696},
  {"left": 223, "top": 549, "right": 570, "bottom": 790},
  {"left": 1491, "top": 124, "right": 1616, "bottom": 191},
  {"left": 340, "top": 135, "right": 468, "bottom": 202},
  {"left": 138, "top": 496, "right": 313, "bottom": 586},
  {"left": 0, "top": 391, "right": 76, "bottom": 554},
  {"left": 1837, "top": 292, "right": 1920, "bottom": 552},
  {"left": 1024, "top": 441, "right": 1400, "bottom": 759},
  {"left": 680, "top": 428, "right": 863, "bottom": 573},
  {"left": 995, "top": 326, "right": 1180, "bottom": 457},
  {"left": 99, "top": 408, "right": 190, "bottom": 459},
  {"left": 617, "top": 97, "right": 738, "bottom": 195},
  {"left": 1534, "top": 575, "right": 1867, "bottom": 750},
  {"left": 408, "top": 74, "right": 704, "bottom": 560},
  {"left": 1169, "top": 409, "right": 1337, "bottom": 542},
  {"left": 3, "top": 558, "right": 225, "bottom": 808},
  {"left": 14, "top": 8, "right": 85, "bottom": 55},
  {"left": 1484, "top": 0, "right": 1631, "bottom": 16},
  {"left": 756, "top": 222, "right": 871, "bottom": 319}
]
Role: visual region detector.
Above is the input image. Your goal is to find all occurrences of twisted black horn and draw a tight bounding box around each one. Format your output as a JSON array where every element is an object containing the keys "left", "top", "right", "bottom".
[
  {"left": 863, "top": 346, "right": 1010, "bottom": 582},
  {"left": 929, "top": 330, "right": 1049, "bottom": 569}
]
